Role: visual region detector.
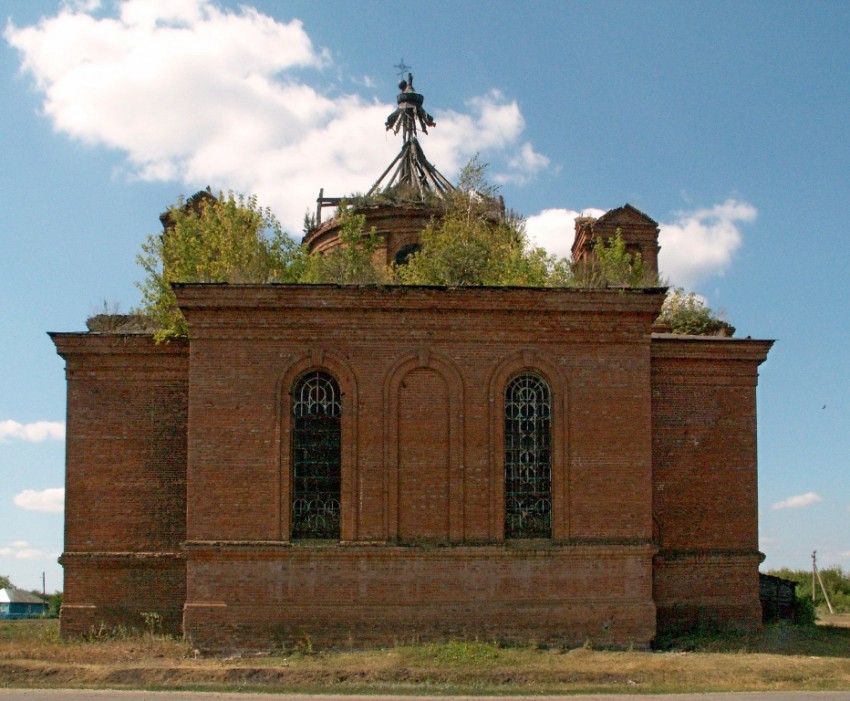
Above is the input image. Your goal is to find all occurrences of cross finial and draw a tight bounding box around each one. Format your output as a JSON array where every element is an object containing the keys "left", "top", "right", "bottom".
[{"left": 394, "top": 58, "right": 412, "bottom": 78}]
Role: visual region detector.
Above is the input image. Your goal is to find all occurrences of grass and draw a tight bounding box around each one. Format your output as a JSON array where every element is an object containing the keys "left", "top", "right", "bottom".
[{"left": 1, "top": 618, "right": 849, "bottom": 694}]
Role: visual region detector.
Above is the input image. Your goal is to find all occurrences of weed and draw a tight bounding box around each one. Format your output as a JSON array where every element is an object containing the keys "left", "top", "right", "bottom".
[
  {"left": 140, "top": 611, "right": 163, "bottom": 639},
  {"left": 84, "top": 621, "right": 135, "bottom": 642},
  {"left": 413, "top": 639, "right": 502, "bottom": 666},
  {"left": 293, "top": 632, "right": 313, "bottom": 656}
]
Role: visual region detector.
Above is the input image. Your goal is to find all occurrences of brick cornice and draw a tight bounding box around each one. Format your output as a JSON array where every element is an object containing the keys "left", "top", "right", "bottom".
[
  {"left": 174, "top": 284, "right": 667, "bottom": 342},
  {"left": 50, "top": 333, "right": 188, "bottom": 380},
  {"left": 182, "top": 539, "right": 658, "bottom": 558},
  {"left": 651, "top": 334, "right": 773, "bottom": 364},
  {"left": 50, "top": 332, "right": 188, "bottom": 358},
  {"left": 654, "top": 548, "right": 764, "bottom": 562},
  {"left": 60, "top": 551, "right": 184, "bottom": 562},
  {"left": 174, "top": 283, "right": 666, "bottom": 314}
]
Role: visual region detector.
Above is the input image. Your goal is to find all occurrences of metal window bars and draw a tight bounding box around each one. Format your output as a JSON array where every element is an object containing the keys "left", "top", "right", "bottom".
[
  {"left": 504, "top": 374, "right": 552, "bottom": 538},
  {"left": 291, "top": 371, "right": 342, "bottom": 539}
]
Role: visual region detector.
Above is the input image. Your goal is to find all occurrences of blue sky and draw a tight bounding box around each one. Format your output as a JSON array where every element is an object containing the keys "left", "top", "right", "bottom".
[{"left": 1, "top": 0, "right": 848, "bottom": 592}]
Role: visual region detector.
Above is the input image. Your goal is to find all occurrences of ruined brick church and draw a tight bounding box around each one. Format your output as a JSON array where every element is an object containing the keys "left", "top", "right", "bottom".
[{"left": 51, "top": 75, "right": 772, "bottom": 651}]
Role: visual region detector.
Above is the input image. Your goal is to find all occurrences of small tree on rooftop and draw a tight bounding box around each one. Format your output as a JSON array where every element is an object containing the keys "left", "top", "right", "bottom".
[
  {"left": 397, "top": 157, "right": 559, "bottom": 286},
  {"left": 659, "top": 287, "right": 735, "bottom": 336},
  {"left": 135, "top": 190, "right": 303, "bottom": 340}
]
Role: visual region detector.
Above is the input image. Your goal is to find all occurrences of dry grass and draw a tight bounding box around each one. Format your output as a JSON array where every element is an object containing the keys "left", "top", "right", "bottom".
[{"left": 1, "top": 620, "right": 850, "bottom": 694}]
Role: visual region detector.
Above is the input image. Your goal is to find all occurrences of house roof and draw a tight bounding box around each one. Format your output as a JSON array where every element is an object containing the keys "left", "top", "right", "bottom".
[{"left": 0, "top": 587, "right": 46, "bottom": 604}]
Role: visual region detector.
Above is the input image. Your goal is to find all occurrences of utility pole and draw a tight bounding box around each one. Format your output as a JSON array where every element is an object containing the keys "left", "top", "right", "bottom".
[
  {"left": 812, "top": 551, "right": 835, "bottom": 615},
  {"left": 812, "top": 551, "right": 816, "bottom": 603}
]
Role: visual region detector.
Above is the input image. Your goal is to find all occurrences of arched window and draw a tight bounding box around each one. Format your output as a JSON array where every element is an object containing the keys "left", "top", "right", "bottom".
[
  {"left": 394, "top": 243, "right": 421, "bottom": 266},
  {"left": 291, "top": 371, "right": 341, "bottom": 539},
  {"left": 504, "top": 374, "right": 552, "bottom": 538}
]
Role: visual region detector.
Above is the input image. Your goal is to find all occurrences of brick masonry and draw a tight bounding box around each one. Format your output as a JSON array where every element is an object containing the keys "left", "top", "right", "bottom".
[
  {"left": 50, "top": 334, "right": 188, "bottom": 634},
  {"left": 52, "top": 283, "right": 771, "bottom": 651},
  {"left": 305, "top": 205, "right": 440, "bottom": 265}
]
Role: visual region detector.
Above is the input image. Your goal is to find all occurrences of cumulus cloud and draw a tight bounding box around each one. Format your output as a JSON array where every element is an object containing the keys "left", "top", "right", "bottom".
[
  {"left": 497, "top": 142, "right": 551, "bottom": 185},
  {"left": 0, "top": 540, "right": 51, "bottom": 559},
  {"left": 658, "top": 199, "right": 756, "bottom": 288},
  {"left": 526, "top": 208, "right": 606, "bottom": 258},
  {"left": 0, "top": 420, "right": 65, "bottom": 442},
  {"left": 13, "top": 488, "right": 65, "bottom": 513},
  {"left": 525, "top": 200, "right": 755, "bottom": 287},
  {"left": 771, "top": 492, "right": 823, "bottom": 510},
  {"left": 5, "top": 0, "right": 548, "bottom": 232}
]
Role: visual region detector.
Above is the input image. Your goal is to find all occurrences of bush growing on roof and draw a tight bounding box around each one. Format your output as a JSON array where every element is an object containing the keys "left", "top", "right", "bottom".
[
  {"left": 659, "top": 287, "right": 735, "bottom": 336},
  {"left": 397, "top": 157, "right": 564, "bottom": 287},
  {"left": 135, "top": 190, "right": 304, "bottom": 340}
]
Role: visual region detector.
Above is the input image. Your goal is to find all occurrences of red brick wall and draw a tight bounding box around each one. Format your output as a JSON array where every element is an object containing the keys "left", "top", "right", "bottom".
[
  {"left": 60, "top": 553, "right": 186, "bottom": 634},
  {"left": 177, "top": 285, "right": 663, "bottom": 543},
  {"left": 183, "top": 543, "right": 657, "bottom": 652},
  {"left": 51, "top": 334, "right": 188, "bottom": 635},
  {"left": 305, "top": 206, "right": 439, "bottom": 265},
  {"left": 651, "top": 336, "right": 772, "bottom": 633},
  {"left": 176, "top": 284, "right": 664, "bottom": 648},
  {"left": 52, "top": 287, "right": 772, "bottom": 649},
  {"left": 398, "top": 367, "right": 451, "bottom": 541}
]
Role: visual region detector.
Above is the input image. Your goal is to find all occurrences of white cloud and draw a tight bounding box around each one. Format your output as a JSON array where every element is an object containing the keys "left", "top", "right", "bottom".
[
  {"left": 0, "top": 541, "right": 51, "bottom": 560},
  {"left": 771, "top": 492, "right": 823, "bottom": 510},
  {"left": 525, "top": 208, "right": 606, "bottom": 258},
  {"left": 5, "top": 0, "right": 547, "bottom": 232},
  {"left": 13, "top": 488, "right": 65, "bottom": 513},
  {"left": 0, "top": 420, "right": 65, "bottom": 442},
  {"left": 658, "top": 199, "right": 756, "bottom": 288},
  {"left": 497, "top": 142, "right": 551, "bottom": 185}
]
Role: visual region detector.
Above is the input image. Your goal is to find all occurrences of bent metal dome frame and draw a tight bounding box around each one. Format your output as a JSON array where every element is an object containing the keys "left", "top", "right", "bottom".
[{"left": 314, "top": 71, "right": 454, "bottom": 225}]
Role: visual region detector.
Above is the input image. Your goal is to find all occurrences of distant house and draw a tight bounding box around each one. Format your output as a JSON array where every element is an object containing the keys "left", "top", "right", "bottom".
[{"left": 0, "top": 588, "right": 47, "bottom": 619}]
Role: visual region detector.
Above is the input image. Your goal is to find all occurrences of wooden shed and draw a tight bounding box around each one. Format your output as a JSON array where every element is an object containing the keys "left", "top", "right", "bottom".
[{"left": 759, "top": 573, "right": 798, "bottom": 622}]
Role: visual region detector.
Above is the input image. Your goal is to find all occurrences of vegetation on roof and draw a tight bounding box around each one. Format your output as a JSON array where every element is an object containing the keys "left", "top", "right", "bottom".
[
  {"left": 658, "top": 288, "right": 735, "bottom": 337},
  {"left": 128, "top": 161, "right": 732, "bottom": 341},
  {"left": 135, "top": 191, "right": 304, "bottom": 340}
]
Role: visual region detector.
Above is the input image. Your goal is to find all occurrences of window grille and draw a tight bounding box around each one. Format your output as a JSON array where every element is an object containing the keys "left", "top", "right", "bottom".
[
  {"left": 504, "top": 374, "right": 552, "bottom": 538},
  {"left": 291, "top": 371, "right": 341, "bottom": 539}
]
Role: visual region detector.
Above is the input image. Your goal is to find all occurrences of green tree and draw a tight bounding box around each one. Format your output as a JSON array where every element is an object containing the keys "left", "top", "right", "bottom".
[
  {"left": 299, "top": 206, "right": 393, "bottom": 284},
  {"left": 398, "top": 158, "right": 558, "bottom": 286},
  {"left": 135, "top": 191, "right": 304, "bottom": 340},
  {"left": 0, "top": 575, "right": 11, "bottom": 589},
  {"left": 48, "top": 591, "right": 63, "bottom": 617},
  {"left": 658, "top": 287, "right": 735, "bottom": 336}
]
